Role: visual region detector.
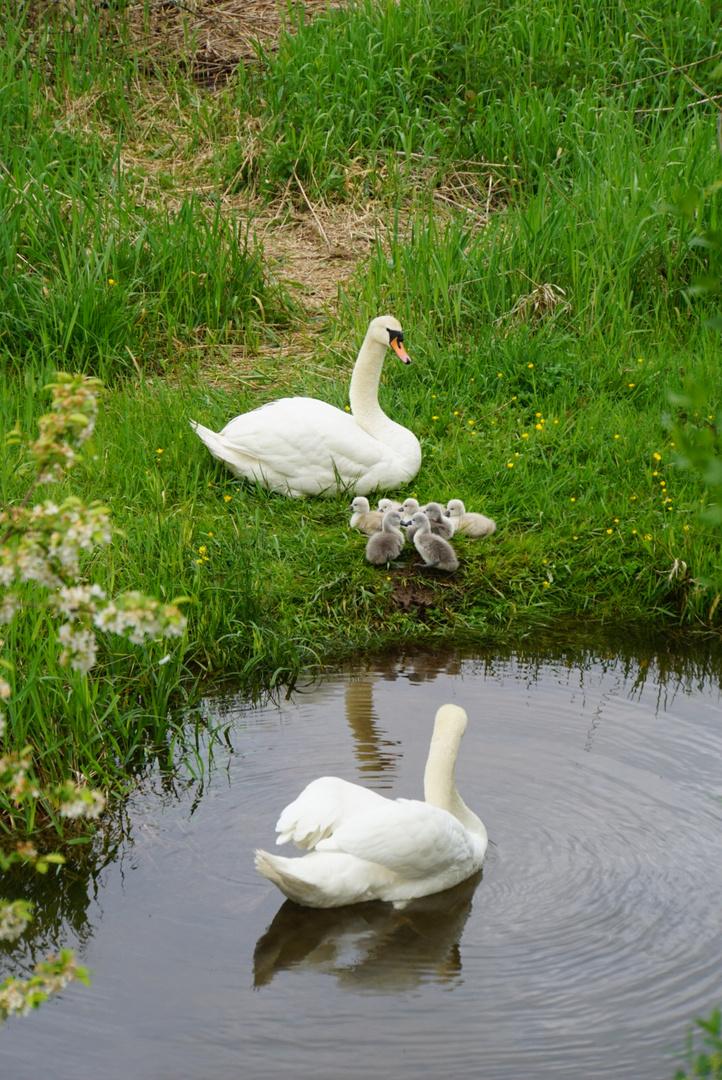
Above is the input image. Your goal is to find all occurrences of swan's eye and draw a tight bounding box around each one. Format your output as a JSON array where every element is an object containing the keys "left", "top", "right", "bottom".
[{"left": 388, "top": 329, "right": 404, "bottom": 344}]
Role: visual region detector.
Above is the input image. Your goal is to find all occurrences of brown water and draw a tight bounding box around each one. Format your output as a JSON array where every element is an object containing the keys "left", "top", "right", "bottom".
[{"left": 2, "top": 645, "right": 722, "bottom": 1079}]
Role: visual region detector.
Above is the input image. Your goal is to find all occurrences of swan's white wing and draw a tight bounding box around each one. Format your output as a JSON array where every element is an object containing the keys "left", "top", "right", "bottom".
[
  {"left": 220, "top": 399, "right": 387, "bottom": 489},
  {"left": 316, "top": 799, "right": 476, "bottom": 879},
  {"left": 275, "top": 777, "right": 390, "bottom": 851}
]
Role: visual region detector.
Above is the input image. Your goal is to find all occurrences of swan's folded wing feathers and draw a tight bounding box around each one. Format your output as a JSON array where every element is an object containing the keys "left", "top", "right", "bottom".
[
  {"left": 275, "top": 777, "right": 390, "bottom": 850},
  {"left": 315, "top": 800, "right": 476, "bottom": 879},
  {"left": 220, "top": 399, "right": 386, "bottom": 482}
]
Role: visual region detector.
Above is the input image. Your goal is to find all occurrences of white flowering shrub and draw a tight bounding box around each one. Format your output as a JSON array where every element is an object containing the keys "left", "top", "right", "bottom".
[{"left": 0, "top": 373, "right": 187, "bottom": 1019}]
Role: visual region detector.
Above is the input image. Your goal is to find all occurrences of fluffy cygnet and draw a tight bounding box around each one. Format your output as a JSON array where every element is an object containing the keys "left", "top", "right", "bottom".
[
  {"left": 445, "top": 499, "right": 496, "bottom": 539},
  {"left": 400, "top": 497, "right": 421, "bottom": 517},
  {"left": 377, "top": 498, "right": 403, "bottom": 513},
  {"left": 423, "top": 502, "right": 456, "bottom": 540},
  {"left": 400, "top": 497, "right": 424, "bottom": 541},
  {"left": 408, "top": 513, "right": 459, "bottom": 572},
  {"left": 365, "top": 510, "right": 406, "bottom": 565},
  {"left": 349, "top": 496, "right": 383, "bottom": 535}
]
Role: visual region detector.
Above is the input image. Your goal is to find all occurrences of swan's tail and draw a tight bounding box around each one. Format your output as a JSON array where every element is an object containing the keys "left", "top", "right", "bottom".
[
  {"left": 254, "top": 849, "right": 334, "bottom": 908},
  {"left": 189, "top": 419, "right": 242, "bottom": 464}
]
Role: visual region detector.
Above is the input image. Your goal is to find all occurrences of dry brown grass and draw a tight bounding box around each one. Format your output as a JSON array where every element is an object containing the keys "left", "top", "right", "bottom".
[{"left": 125, "top": 0, "right": 344, "bottom": 86}]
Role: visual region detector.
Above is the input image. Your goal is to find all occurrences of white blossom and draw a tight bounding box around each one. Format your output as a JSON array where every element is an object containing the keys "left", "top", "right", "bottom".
[
  {"left": 57, "top": 623, "right": 97, "bottom": 676},
  {"left": 0, "top": 593, "right": 19, "bottom": 624},
  {"left": 53, "top": 583, "right": 106, "bottom": 619},
  {"left": 0, "top": 902, "right": 32, "bottom": 943},
  {"left": 59, "top": 788, "right": 105, "bottom": 821}
]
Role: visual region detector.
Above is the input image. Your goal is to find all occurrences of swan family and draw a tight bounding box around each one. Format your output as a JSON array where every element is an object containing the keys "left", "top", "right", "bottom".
[
  {"left": 255, "top": 704, "right": 487, "bottom": 908},
  {"left": 191, "top": 317, "right": 491, "bottom": 907},
  {"left": 191, "top": 316, "right": 421, "bottom": 497}
]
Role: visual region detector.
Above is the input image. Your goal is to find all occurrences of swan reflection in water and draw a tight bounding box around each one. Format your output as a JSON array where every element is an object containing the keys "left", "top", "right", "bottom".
[{"left": 253, "top": 870, "right": 482, "bottom": 993}]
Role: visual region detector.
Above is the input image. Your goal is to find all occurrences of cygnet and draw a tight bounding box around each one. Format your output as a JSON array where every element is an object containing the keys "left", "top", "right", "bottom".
[
  {"left": 408, "top": 512, "right": 459, "bottom": 572},
  {"left": 400, "top": 497, "right": 424, "bottom": 541},
  {"left": 349, "top": 496, "right": 383, "bottom": 535},
  {"left": 365, "top": 510, "right": 406, "bottom": 566},
  {"left": 445, "top": 499, "right": 496, "bottom": 539},
  {"left": 423, "top": 502, "right": 456, "bottom": 539},
  {"left": 377, "top": 498, "right": 403, "bottom": 513}
]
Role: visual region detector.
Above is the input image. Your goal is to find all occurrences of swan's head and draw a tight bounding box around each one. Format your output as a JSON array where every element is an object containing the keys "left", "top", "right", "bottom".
[
  {"left": 446, "top": 499, "right": 465, "bottom": 519},
  {"left": 377, "top": 498, "right": 400, "bottom": 513},
  {"left": 367, "top": 315, "right": 410, "bottom": 364},
  {"left": 381, "top": 510, "right": 403, "bottom": 529},
  {"left": 401, "top": 497, "right": 421, "bottom": 516},
  {"left": 350, "top": 496, "right": 371, "bottom": 513},
  {"left": 434, "top": 704, "right": 468, "bottom": 739},
  {"left": 406, "top": 511, "right": 430, "bottom": 532},
  {"left": 424, "top": 502, "right": 446, "bottom": 522}
]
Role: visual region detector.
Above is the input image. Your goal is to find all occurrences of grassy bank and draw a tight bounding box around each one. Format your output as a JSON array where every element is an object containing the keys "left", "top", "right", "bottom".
[{"left": 1, "top": 0, "right": 722, "bottom": 794}]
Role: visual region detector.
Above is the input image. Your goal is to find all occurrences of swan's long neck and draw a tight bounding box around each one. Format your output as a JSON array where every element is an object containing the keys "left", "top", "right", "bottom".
[
  {"left": 348, "top": 330, "right": 409, "bottom": 449},
  {"left": 423, "top": 711, "right": 485, "bottom": 836}
]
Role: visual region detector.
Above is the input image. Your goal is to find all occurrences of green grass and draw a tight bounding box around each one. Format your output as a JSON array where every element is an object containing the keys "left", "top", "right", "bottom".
[{"left": 233, "top": 0, "right": 721, "bottom": 198}]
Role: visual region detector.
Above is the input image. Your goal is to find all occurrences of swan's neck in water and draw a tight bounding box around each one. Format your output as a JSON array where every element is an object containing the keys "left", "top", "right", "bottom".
[{"left": 423, "top": 727, "right": 485, "bottom": 836}]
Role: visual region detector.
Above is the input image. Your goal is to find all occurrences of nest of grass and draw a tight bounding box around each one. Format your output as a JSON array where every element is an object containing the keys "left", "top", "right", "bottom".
[
  {"left": 124, "top": 0, "right": 343, "bottom": 86},
  {"left": 495, "top": 281, "right": 571, "bottom": 333}
]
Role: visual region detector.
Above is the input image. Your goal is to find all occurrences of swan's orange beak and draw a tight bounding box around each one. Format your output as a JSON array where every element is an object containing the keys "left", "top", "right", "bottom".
[{"left": 390, "top": 337, "right": 411, "bottom": 364}]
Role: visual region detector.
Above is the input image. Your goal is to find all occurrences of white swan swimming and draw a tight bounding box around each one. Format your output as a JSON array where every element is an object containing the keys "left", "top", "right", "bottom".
[
  {"left": 255, "top": 704, "right": 487, "bottom": 908},
  {"left": 191, "top": 316, "right": 421, "bottom": 497}
]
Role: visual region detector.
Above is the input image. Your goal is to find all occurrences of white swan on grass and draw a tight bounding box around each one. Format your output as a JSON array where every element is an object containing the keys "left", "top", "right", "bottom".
[
  {"left": 255, "top": 704, "right": 486, "bottom": 908},
  {"left": 191, "top": 316, "right": 421, "bottom": 498}
]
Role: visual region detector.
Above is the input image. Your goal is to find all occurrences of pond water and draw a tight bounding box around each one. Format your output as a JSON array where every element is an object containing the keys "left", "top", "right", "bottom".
[{"left": 2, "top": 644, "right": 722, "bottom": 1080}]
